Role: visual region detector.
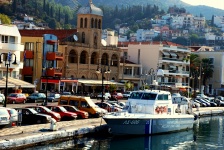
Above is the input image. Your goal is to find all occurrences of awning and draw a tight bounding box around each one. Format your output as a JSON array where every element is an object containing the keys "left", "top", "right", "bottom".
[
  {"left": 41, "top": 79, "right": 60, "bottom": 84},
  {"left": 60, "top": 79, "right": 78, "bottom": 83},
  {"left": 162, "top": 51, "right": 170, "bottom": 56},
  {"left": 169, "top": 52, "right": 177, "bottom": 57},
  {"left": 0, "top": 80, "right": 15, "bottom": 88},
  {"left": 1, "top": 77, "right": 35, "bottom": 88},
  {"left": 78, "top": 79, "right": 124, "bottom": 86}
]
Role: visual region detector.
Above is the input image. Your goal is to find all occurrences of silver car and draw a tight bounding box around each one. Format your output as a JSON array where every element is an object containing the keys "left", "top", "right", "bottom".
[
  {"left": 6, "top": 108, "right": 18, "bottom": 123},
  {"left": 0, "top": 94, "right": 5, "bottom": 104},
  {"left": 0, "top": 107, "right": 10, "bottom": 128}
]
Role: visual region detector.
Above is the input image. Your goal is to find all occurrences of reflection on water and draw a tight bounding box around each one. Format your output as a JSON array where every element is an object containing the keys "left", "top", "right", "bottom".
[{"left": 25, "top": 116, "right": 224, "bottom": 150}]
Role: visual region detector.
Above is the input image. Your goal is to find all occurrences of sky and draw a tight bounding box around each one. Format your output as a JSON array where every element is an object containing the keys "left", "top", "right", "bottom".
[{"left": 181, "top": 0, "right": 224, "bottom": 10}]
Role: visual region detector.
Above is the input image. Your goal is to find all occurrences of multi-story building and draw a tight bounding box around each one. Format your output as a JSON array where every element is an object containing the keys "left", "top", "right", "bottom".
[
  {"left": 20, "top": 1, "right": 121, "bottom": 93},
  {"left": 120, "top": 41, "right": 191, "bottom": 91},
  {"left": 0, "top": 25, "right": 24, "bottom": 79}
]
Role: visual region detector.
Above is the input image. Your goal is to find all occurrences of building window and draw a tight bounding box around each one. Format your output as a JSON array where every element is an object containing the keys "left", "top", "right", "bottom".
[
  {"left": 95, "top": 18, "right": 97, "bottom": 28},
  {"left": 9, "top": 36, "right": 15, "bottom": 43},
  {"left": 25, "top": 42, "right": 34, "bottom": 51},
  {"left": 84, "top": 18, "right": 87, "bottom": 28},
  {"left": 69, "top": 50, "right": 77, "bottom": 63},
  {"left": 24, "top": 59, "right": 34, "bottom": 67},
  {"left": 98, "top": 19, "right": 101, "bottom": 29},
  {"left": 1, "top": 35, "right": 8, "bottom": 43},
  {"left": 12, "top": 71, "right": 16, "bottom": 78},
  {"left": 91, "top": 18, "right": 94, "bottom": 28},
  {"left": 82, "top": 32, "right": 85, "bottom": 43},
  {"left": 80, "top": 18, "right": 83, "bottom": 28}
]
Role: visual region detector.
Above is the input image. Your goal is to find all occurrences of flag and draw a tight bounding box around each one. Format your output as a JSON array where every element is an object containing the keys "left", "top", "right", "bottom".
[{"left": 23, "top": 51, "right": 26, "bottom": 62}]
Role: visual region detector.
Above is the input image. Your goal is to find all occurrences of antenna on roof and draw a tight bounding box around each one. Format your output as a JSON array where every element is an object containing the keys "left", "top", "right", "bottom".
[{"left": 73, "top": 35, "right": 78, "bottom": 41}]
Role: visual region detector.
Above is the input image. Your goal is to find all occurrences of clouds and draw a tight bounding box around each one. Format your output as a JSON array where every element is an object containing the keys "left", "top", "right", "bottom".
[{"left": 181, "top": 0, "right": 224, "bottom": 10}]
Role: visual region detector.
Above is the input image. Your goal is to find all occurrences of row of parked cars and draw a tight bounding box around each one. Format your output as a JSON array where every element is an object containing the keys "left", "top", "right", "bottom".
[
  {"left": 0, "top": 92, "right": 62, "bottom": 104},
  {"left": 192, "top": 94, "right": 224, "bottom": 108},
  {"left": 0, "top": 104, "right": 91, "bottom": 129},
  {"left": 92, "top": 91, "right": 133, "bottom": 100}
]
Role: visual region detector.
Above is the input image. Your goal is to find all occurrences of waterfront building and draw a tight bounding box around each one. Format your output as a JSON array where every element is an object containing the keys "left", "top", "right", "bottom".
[{"left": 118, "top": 41, "right": 191, "bottom": 91}]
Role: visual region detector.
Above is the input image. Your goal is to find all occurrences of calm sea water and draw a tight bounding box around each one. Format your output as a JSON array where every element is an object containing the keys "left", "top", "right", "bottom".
[{"left": 25, "top": 116, "right": 224, "bottom": 150}]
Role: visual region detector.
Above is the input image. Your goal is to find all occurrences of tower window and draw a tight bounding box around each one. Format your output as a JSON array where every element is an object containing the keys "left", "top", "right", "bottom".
[
  {"left": 91, "top": 18, "right": 94, "bottom": 28},
  {"left": 80, "top": 18, "right": 83, "bottom": 28},
  {"left": 95, "top": 18, "right": 98, "bottom": 28},
  {"left": 84, "top": 18, "right": 87, "bottom": 28},
  {"left": 82, "top": 32, "right": 85, "bottom": 43}
]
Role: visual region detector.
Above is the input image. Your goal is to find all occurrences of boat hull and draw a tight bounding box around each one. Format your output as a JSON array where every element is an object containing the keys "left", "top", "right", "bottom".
[{"left": 104, "top": 116, "right": 194, "bottom": 135}]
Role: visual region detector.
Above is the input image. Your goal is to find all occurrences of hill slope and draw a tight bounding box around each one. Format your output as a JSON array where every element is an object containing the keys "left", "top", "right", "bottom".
[{"left": 56, "top": 0, "right": 224, "bottom": 19}]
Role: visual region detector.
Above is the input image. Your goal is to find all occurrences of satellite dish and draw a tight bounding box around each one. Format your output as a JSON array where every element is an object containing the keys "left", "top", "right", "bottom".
[
  {"left": 73, "top": 35, "right": 78, "bottom": 41},
  {"left": 101, "top": 39, "right": 107, "bottom": 46}
]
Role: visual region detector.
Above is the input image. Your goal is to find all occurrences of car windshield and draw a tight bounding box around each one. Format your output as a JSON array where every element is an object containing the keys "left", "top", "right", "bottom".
[
  {"left": 58, "top": 106, "right": 67, "bottom": 112},
  {"left": 9, "top": 109, "right": 18, "bottom": 115},
  {"left": 30, "top": 93, "right": 38, "bottom": 96},
  {"left": 0, "top": 109, "right": 9, "bottom": 115},
  {"left": 29, "top": 108, "right": 38, "bottom": 114},
  {"left": 8, "top": 94, "right": 17, "bottom": 97},
  {"left": 49, "top": 93, "right": 55, "bottom": 97},
  {"left": 42, "top": 107, "right": 52, "bottom": 112}
]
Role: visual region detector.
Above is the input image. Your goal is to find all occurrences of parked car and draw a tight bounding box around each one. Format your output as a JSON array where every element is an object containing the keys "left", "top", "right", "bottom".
[
  {"left": 97, "top": 92, "right": 111, "bottom": 100},
  {"left": 7, "top": 93, "right": 27, "bottom": 104},
  {"left": 195, "top": 98, "right": 211, "bottom": 107},
  {"left": 26, "top": 106, "right": 61, "bottom": 122},
  {"left": 60, "top": 105, "right": 89, "bottom": 119},
  {"left": 46, "top": 105, "right": 77, "bottom": 121},
  {"left": 215, "top": 96, "right": 224, "bottom": 106},
  {"left": 0, "top": 94, "right": 5, "bottom": 104},
  {"left": 26, "top": 93, "right": 46, "bottom": 103},
  {"left": 203, "top": 98, "right": 217, "bottom": 107},
  {"left": 14, "top": 108, "right": 51, "bottom": 124},
  {"left": 95, "top": 102, "right": 122, "bottom": 112},
  {"left": 112, "top": 92, "right": 123, "bottom": 99},
  {"left": 194, "top": 99, "right": 206, "bottom": 107},
  {"left": 6, "top": 108, "right": 18, "bottom": 125},
  {"left": 123, "top": 91, "right": 132, "bottom": 99},
  {"left": 47, "top": 93, "right": 61, "bottom": 102},
  {"left": 0, "top": 107, "right": 10, "bottom": 128},
  {"left": 60, "top": 92, "right": 72, "bottom": 96}
]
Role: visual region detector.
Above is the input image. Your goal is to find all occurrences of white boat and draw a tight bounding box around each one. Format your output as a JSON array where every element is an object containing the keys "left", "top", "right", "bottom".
[{"left": 103, "top": 90, "right": 195, "bottom": 135}]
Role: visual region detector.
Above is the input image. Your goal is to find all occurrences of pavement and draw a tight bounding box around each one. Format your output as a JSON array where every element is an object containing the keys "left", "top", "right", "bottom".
[{"left": 0, "top": 118, "right": 106, "bottom": 140}]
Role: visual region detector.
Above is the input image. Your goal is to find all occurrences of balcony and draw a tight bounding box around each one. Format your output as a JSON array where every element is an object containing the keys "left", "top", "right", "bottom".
[
  {"left": 46, "top": 52, "right": 63, "bottom": 61},
  {"left": 22, "top": 66, "right": 33, "bottom": 75},
  {"left": 46, "top": 40, "right": 58, "bottom": 45},
  {"left": 0, "top": 43, "right": 24, "bottom": 51},
  {"left": 46, "top": 68, "right": 63, "bottom": 76},
  {"left": 24, "top": 50, "right": 34, "bottom": 59}
]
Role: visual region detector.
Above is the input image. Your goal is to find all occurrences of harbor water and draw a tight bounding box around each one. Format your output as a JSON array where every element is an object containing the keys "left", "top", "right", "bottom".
[{"left": 25, "top": 116, "right": 224, "bottom": 150}]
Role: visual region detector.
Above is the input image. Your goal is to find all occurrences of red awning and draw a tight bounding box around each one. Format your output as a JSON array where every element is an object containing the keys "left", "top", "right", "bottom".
[
  {"left": 47, "top": 40, "right": 58, "bottom": 45},
  {"left": 179, "top": 88, "right": 187, "bottom": 92},
  {"left": 41, "top": 79, "right": 59, "bottom": 84},
  {"left": 60, "top": 80, "right": 78, "bottom": 83}
]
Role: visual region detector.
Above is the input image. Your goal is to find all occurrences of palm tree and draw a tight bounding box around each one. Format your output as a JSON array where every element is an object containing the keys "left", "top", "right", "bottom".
[
  {"left": 125, "top": 81, "right": 134, "bottom": 91},
  {"left": 201, "top": 58, "right": 214, "bottom": 86}
]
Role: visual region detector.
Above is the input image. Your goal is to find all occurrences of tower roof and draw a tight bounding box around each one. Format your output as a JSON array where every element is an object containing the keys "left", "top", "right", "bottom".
[{"left": 77, "top": 0, "right": 103, "bottom": 16}]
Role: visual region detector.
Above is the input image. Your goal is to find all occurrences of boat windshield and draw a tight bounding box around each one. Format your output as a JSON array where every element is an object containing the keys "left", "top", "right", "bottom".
[
  {"left": 141, "top": 93, "right": 157, "bottom": 100},
  {"left": 129, "top": 92, "right": 157, "bottom": 100}
]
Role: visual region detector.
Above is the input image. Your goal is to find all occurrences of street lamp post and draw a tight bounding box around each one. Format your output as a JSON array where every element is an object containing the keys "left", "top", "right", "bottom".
[
  {"left": 0, "top": 52, "right": 17, "bottom": 107},
  {"left": 96, "top": 64, "right": 111, "bottom": 103}
]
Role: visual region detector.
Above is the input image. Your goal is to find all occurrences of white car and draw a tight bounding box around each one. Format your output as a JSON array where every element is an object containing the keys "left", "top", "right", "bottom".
[
  {"left": 123, "top": 91, "right": 132, "bottom": 99},
  {"left": 0, "top": 94, "right": 5, "bottom": 104},
  {"left": 97, "top": 92, "right": 111, "bottom": 100},
  {"left": 0, "top": 107, "right": 10, "bottom": 128},
  {"left": 6, "top": 108, "right": 18, "bottom": 123}
]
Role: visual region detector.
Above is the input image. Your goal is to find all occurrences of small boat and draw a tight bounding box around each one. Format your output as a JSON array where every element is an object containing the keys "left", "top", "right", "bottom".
[{"left": 103, "top": 90, "right": 195, "bottom": 135}]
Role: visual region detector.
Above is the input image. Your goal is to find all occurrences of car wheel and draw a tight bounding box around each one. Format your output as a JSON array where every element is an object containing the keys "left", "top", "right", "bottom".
[
  {"left": 12, "top": 101, "right": 16, "bottom": 104},
  {"left": 37, "top": 120, "right": 41, "bottom": 124}
]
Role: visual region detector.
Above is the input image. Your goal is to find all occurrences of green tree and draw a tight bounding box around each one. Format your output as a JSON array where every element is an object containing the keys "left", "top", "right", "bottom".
[
  {"left": 108, "top": 84, "right": 117, "bottom": 94},
  {"left": 0, "top": 13, "right": 11, "bottom": 24},
  {"left": 125, "top": 81, "right": 134, "bottom": 91},
  {"left": 201, "top": 58, "right": 214, "bottom": 86}
]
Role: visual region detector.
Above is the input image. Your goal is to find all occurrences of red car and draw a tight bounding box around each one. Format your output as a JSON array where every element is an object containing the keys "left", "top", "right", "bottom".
[
  {"left": 60, "top": 105, "right": 89, "bottom": 119},
  {"left": 26, "top": 106, "right": 61, "bottom": 122},
  {"left": 95, "top": 102, "right": 122, "bottom": 112},
  {"left": 46, "top": 105, "right": 77, "bottom": 121},
  {"left": 7, "top": 93, "right": 26, "bottom": 104},
  {"left": 112, "top": 92, "right": 123, "bottom": 100}
]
